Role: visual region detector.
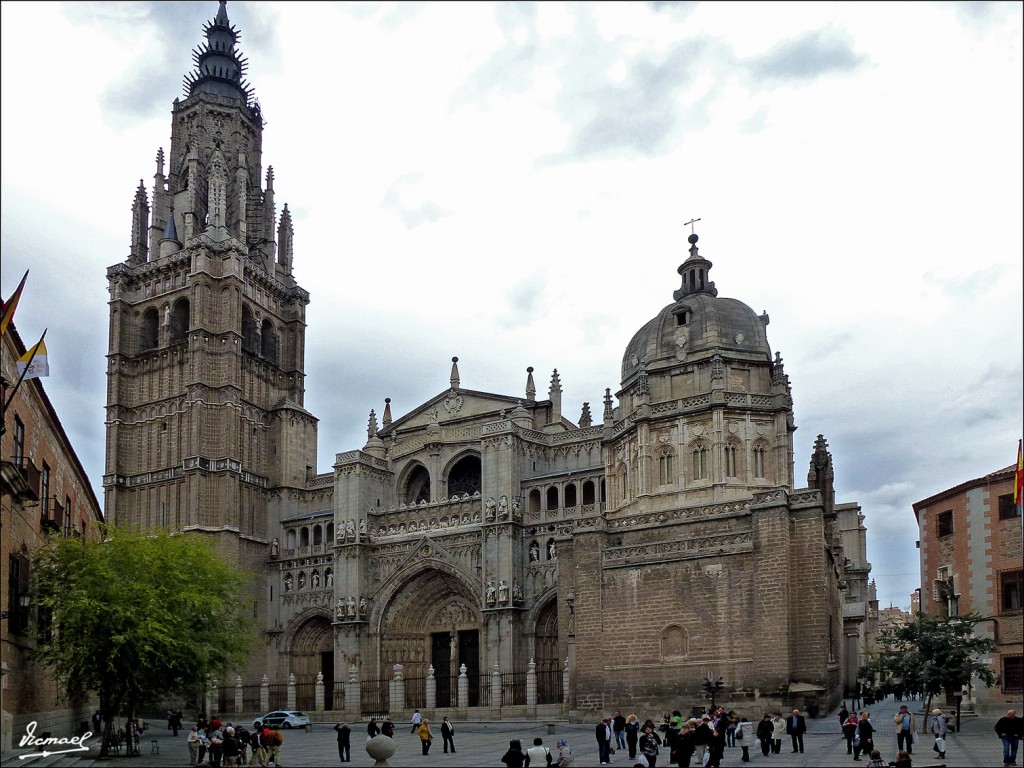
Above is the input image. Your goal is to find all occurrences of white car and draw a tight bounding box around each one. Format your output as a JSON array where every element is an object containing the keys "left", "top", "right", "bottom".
[{"left": 254, "top": 710, "right": 310, "bottom": 729}]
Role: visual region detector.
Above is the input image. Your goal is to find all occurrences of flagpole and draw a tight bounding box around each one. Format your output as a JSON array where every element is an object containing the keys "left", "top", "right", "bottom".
[{"left": 0, "top": 327, "right": 47, "bottom": 432}]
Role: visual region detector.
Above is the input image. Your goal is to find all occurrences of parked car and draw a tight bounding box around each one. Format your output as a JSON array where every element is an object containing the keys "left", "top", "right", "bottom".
[{"left": 254, "top": 710, "right": 310, "bottom": 729}]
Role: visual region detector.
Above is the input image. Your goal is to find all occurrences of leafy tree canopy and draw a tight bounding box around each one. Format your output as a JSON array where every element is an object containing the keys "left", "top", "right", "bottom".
[
  {"left": 31, "top": 527, "right": 257, "bottom": 751},
  {"left": 864, "top": 611, "right": 995, "bottom": 701}
]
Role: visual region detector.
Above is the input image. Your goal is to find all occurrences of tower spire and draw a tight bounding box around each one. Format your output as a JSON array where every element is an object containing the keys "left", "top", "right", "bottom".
[
  {"left": 673, "top": 229, "right": 718, "bottom": 301},
  {"left": 183, "top": 1, "right": 254, "bottom": 104}
]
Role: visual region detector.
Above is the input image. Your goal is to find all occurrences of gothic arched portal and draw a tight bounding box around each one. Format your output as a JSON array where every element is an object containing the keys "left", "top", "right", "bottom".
[
  {"left": 535, "top": 598, "right": 561, "bottom": 704},
  {"left": 378, "top": 567, "right": 482, "bottom": 707},
  {"left": 288, "top": 613, "right": 334, "bottom": 710}
]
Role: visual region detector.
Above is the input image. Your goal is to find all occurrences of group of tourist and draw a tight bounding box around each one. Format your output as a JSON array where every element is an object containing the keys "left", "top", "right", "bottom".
[
  {"left": 501, "top": 736, "right": 575, "bottom": 767},
  {"left": 186, "top": 715, "right": 284, "bottom": 768}
]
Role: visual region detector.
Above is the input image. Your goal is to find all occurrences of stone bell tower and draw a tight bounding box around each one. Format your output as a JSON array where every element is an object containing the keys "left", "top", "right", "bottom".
[{"left": 103, "top": 1, "right": 317, "bottom": 564}]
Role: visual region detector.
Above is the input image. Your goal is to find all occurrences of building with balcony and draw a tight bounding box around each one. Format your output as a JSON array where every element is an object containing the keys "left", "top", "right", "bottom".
[
  {"left": 913, "top": 464, "right": 1022, "bottom": 715},
  {"left": 1, "top": 322, "right": 104, "bottom": 749}
]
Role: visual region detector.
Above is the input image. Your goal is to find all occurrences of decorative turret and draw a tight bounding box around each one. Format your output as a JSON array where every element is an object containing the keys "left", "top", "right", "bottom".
[
  {"left": 449, "top": 356, "right": 460, "bottom": 390},
  {"left": 579, "top": 402, "right": 592, "bottom": 429},
  {"left": 159, "top": 211, "right": 182, "bottom": 258},
  {"left": 673, "top": 233, "right": 718, "bottom": 300},
  {"left": 548, "top": 369, "right": 562, "bottom": 424},
  {"left": 183, "top": 1, "right": 254, "bottom": 105},
  {"left": 382, "top": 397, "right": 393, "bottom": 426},
  {"left": 129, "top": 181, "right": 149, "bottom": 264},
  {"left": 807, "top": 434, "right": 835, "bottom": 515},
  {"left": 277, "top": 203, "right": 293, "bottom": 276},
  {"left": 525, "top": 367, "right": 536, "bottom": 401}
]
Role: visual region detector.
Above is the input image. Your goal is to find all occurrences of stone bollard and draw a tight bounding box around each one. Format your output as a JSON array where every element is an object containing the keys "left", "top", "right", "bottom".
[{"left": 366, "top": 734, "right": 397, "bottom": 767}]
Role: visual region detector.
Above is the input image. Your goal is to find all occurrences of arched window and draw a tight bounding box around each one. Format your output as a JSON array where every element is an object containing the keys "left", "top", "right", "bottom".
[
  {"left": 326, "top": 522, "right": 334, "bottom": 542},
  {"left": 261, "top": 319, "right": 278, "bottom": 365},
  {"left": 404, "top": 464, "right": 431, "bottom": 505},
  {"left": 285, "top": 529, "right": 296, "bottom": 549},
  {"left": 692, "top": 444, "right": 709, "bottom": 480},
  {"left": 724, "top": 444, "right": 738, "bottom": 478},
  {"left": 140, "top": 307, "right": 159, "bottom": 352},
  {"left": 170, "top": 298, "right": 190, "bottom": 343},
  {"left": 448, "top": 454, "right": 481, "bottom": 497},
  {"left": 546, "top": 487, "right": 559, "bottom": 511},
  {"left": 564, "top": 483, "right": 577, "bottom": 508},
  {"left": 753, "top": 443, "right": 767, "bottom": 478},
  {"left": 528, "top": 489, "right": 541, "bottom": 515},
  {"left": 582, "top": 480, "right": 595, "bottom": 505},
  {"left": 658, "top": 450, "right": 675, "bottom": 486},
  {"left": 242, "top": 305, "right": 259, "bottom": 354},
  {"left": 313, "top": 524, "right": 323, "bottom": 546},
  {"left": 299, "top": 526, "right": 310, "bottom": 548}
]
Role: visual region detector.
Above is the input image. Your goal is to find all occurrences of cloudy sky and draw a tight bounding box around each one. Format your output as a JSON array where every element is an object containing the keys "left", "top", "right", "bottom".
[{"left": 2, "top": 1, "right": 1021, "bottom": 610}]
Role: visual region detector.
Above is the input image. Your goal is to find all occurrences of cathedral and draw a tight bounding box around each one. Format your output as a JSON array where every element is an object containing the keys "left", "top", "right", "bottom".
[{"left": 104, "top": 2, "right": 866, "bottom": 719}]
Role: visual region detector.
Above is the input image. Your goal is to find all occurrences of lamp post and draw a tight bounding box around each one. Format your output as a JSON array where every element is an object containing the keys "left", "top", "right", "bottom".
[{"left": 702, "top": 673, "right": 724, "bottom": 710}]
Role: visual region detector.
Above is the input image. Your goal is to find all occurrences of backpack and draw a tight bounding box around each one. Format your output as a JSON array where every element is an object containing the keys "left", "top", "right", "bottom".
[{"left": 267, "top": 729, "right": 283, "bottom": 746}]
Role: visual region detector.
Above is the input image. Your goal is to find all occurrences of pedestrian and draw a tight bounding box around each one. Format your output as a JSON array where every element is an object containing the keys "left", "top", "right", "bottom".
[
  {"left": 527, "top": 736, "right": 553, "bottom": 766},
  {"left": 787, "top": 708, "right": 807, "bottom": 753},
  {"left": 892, "top": 749, "right": 912, "bottom": 768},
  {"left": 410, "top": 709, "right": 423, "bottom": 734},
  {"left": 555, "top": 738, "right": 575, "bottom": 767},
  {"left": 501, "top": 738, "right": 528, "bottom": 768},
  {"left": 596, "top": 717, "right": 613, "bottom": 764},
  {"left": 222, "top": 726, "right": 241, "bottom": 768},
  {"left": 187, "top": 726, "right": 201, "bottom": 766},
  {"left": 771, "top": 712, "right": 785, "bottom": 754},
  {"left": 725, "top": 711, "right": 738, "bottom": 748},
  {"left": 625, "top": 714, "right": 640, "bottom": 759},
  {"left": 333, "top": 721, "right": 351, "bottom": 763},
  {"left": 440, "top": 716, "right": 456, "bottom": 753},
  {"left": 417, "top": 718, "right": 433, "bottom": 754},
  {"left": 838, "top": 702, "right": 850, "bottom": 730},
  {"left": 996, "top": 709, "right": 1023, "bottom": 767},
  {"left": 842, "top": 711, "right": 859, "bottom": 754},
  {"left": 892, "top": 704, "right": 915, "bottom": 754},
  {"left": 930, "top": 708, "right": 947, "bottom": 759},
  {"left": 853, "top": 711, "right": 875, "bottom": 761},
  {"left": 381, "top": 719, "right": 395, "bottom": 739},
  {"left": 865, "top": 749, "right": 887, "bottom": 768},
  {"left": 264, "top": 726, "right": 283, "bottom": 768},
  {"left": 614, "top": 710, "right": 628, "bottom": 752},
  {"left": 247, "top": 723, "right": 266, "bottom": 768},
  {"left": 734, "top": 716, "right": 751, "bottom": 762},
  {"left": 756, "top": 714, "right": 773, "bottom": 758},
  {"left": 639, "top": 724, "right": 662, "bottom": 768},
  {"left": 367, "top": 718, "right": 380, "bottom": 740},
  {"left": 676, "top": 720, "right": 697, "bottom": 768}
]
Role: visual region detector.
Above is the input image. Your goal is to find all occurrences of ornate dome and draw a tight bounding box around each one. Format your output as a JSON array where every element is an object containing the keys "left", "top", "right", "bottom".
[{"left": 621, "top": 235, "right": 771, "bottom": 386}]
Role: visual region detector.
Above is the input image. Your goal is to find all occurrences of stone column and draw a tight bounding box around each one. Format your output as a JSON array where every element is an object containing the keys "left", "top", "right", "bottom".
[
  {"left": 457, "top": 664, "right": 468, "bottom": 710},
  {"left": 315, "top": 672, "right": 325, "bottom": 713},
  {"left": 235, "top": 675, "right": 244, "bottom": 714},
  {"left": 426, "top": 665, "right": 436, "bottom": 710},
  {"left": 287, "top": 673, "right": 296, "bottom": 710},
  {"left": 260, "top": 675, "right": 270, "bottom": 713},
  {"left": 526, "top": 659, "right": 537, "bottom": 708},
  {"left": 390, "top": 664, "right": 405, "bottom": 716},
  {"left": 346, "top": 664, "right": 360, "bottom": 715},
  {"left": 490, "top": 663, "right": 502, "bottom": 709},
  {"left": 562, "top": 657, "right": 570, "bottom": 706}
]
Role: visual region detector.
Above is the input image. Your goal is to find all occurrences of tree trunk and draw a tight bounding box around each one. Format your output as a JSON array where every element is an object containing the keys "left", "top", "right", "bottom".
[{"left": 922, "top": 692, "right": 933, "bottom": 734}]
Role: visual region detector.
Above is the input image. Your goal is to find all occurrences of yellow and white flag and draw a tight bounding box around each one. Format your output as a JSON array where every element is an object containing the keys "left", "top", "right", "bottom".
[{"left": 17, "top": 337, "right": 49, "bottom": 380}]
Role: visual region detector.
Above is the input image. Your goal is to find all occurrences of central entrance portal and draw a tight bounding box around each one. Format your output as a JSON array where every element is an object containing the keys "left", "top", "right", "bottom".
[{"left": 431, "top": 629, "right": 479, "bottom": 707}]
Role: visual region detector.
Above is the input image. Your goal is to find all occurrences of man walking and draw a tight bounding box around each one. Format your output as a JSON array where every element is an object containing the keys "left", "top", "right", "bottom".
[
  {"left": 995, "top": 709, "right": 1022, "bottom": 767},
  {"left": 595, "top": 717, "right": 612, "bottom": 765},
  {"left": 613, "top": 710, "right": 627, "bottom": 752},
  {"left": 410, "top": 709, "right": 423, "bottom": 735},
  {"left": 441, "top": 716, "right": 456, "bottom": 753},
  {"left": 333, "top": 721, "right": 351, "bottom": 763},
  {"left": 893, "top": 704, "right": 915, "bottom": 754},
  {"left": 787, "top": 708, "right": 807, "bottom": 753}
]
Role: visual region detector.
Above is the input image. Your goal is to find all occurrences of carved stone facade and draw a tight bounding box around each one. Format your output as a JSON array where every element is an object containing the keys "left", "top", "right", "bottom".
[{"left": 104, "top": 3, "right": 863, "bottom": 717}]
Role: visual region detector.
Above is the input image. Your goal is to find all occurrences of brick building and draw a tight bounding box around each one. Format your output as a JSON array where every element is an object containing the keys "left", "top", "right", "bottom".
[
  {"left": 104, "top": 2, "right": 867, "bottom": 719},
  {"left": 913, "top": 464, "right": 1023, "bottom": 715},
  {"left": 1, "top": 322, "right": 104, "bottom": 749}
]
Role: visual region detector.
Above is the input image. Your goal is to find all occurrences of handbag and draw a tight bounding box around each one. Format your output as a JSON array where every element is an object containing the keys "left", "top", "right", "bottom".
[
  {"left": 934, "top": 736, "right": 945, "bottom": 751},
  {"left": 853, "top": 736, "right": 861, "bottom": 750}
]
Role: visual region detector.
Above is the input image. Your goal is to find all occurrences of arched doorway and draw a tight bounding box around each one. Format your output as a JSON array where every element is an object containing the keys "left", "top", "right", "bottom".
[
  {"left": 290, "top": 615, "right": 334, "bottom": 711},
  {"left": 379, "top": 568, "right": 482, "bottom": 707},
  {"left": 535, "top": 599, "right": 561, "bottom": 704}
]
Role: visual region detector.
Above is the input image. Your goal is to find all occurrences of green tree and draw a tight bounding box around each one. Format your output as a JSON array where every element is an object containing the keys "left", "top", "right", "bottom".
[
  {"left": 864, "top": 611, "right": 995, "bottom": 729},
  {"left": 31, "top": 527, "right": 257, "bottom": 756}
]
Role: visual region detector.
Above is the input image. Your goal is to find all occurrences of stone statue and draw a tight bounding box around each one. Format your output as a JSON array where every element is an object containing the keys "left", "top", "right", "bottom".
[
  {"left": 311, "top": 570, "right": 320, "bottom": 589},
  {"left": 335, "top": 599, "right": 345, "bottom": 620},
  {"left": 346, "top": 595, "right": 356, "bottom": 619},
  {"left": 283, "top": 572, "right": 293, "bottom": 591},
  {"left": 298, "top": 572, "right": 306, "bottom": 590},
  {"left": 325, "top": 571, "right": 334, "bottom": 587},
  {"left": 345, "top": 520, "right": 356, "bottom": 541},
  {"left": 270, "top": 538, "right": 280, "bottom": 557},
  {"left": 497, "top": 495, "right": 509, "bottom": 519},
  {"left": 485, "top": 497, "right": 497, "bottom": 521},
  {"left": 359, "top": 519, "right": 367, "bottom": 539},
  {"left": 548, "top": 540, "right": 557, "bottom": 560},
  {"left": 511, "top": 495, "right": 522, "bottom": 518},
  {"left": 498, "top": 580, "right": 509, "bottom": 603},
  {"left": 512, "top": 581, "right": 524, "bottom": 603},
  {"left": 359, "top": 597, "right": 368, "bottom": 618},
  {"left": 530, "top": 541, "right": 540, "bottom": 562},
  {"left": 486, "top": 581, "right": 496, "bottom": 604}
]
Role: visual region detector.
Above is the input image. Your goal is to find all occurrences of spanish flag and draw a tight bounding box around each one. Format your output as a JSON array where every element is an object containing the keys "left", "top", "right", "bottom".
[
  {"left": 1015, "top": 439, "right": 1023, "bottom": 510},
  {"left": 17, "top": 336, "right": 48, "bottom": 380},
  {"left": 0, "top": 269, "right": 28, "bottom": 338}
]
